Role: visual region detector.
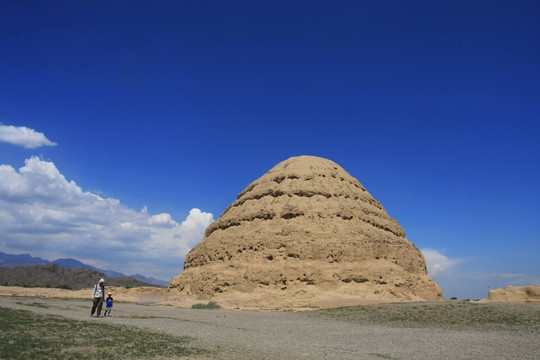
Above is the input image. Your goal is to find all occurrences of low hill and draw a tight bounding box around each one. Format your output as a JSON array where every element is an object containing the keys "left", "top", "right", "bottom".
[
  {"left": 0, "top": 263, "right": 164, "bottom": 290},
  {"left": 0, "top": 251, "right": 169, "bottom": 286}
]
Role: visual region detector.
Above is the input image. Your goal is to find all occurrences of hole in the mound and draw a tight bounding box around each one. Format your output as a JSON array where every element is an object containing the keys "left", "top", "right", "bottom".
[{"left": 281, "top": 212, "right": 303, "bottom": 220}]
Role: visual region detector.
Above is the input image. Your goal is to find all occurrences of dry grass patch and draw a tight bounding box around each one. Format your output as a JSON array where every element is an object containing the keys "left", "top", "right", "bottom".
[
  {"left": 308, "top": 301, "right": 540, "bottom": 331},
  {"left": 0, "top": 306, "right": 209, "bottom": 359}
]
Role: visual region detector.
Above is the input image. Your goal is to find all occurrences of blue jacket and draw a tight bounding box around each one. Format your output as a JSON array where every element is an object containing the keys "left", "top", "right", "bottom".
[{"left": 106, "top": 296, "right": 113, "bottom": 307}]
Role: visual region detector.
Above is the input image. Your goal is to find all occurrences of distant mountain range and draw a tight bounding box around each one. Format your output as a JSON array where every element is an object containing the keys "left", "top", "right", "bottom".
[
  {"left": 0, "top": 263, "right": 163, "bottom": 290},
  {"left": 0, "top": 251, "right": 169, "bottom": 287}
]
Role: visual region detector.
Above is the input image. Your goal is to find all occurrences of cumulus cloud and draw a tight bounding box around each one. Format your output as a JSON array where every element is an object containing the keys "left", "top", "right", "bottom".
[
  {"left": 0, "top": 124, "right": 57, "bottom": 148},
  {"left": 178, "top": 209, "right": 214, "bottom": 247},
  {"left": 148, "top": 213, "right": 178, "bottom": 227},
  {"left": 421, "top": 248, "right": 466, "bottom": 276},
  {"left": 0, "top": 157, "right": 214, "bottom": 280}
]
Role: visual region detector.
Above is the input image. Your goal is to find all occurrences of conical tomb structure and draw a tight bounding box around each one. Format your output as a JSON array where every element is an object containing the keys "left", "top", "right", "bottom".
[{"left": 170, "top": 156, "right": 442, "bottom": 304}]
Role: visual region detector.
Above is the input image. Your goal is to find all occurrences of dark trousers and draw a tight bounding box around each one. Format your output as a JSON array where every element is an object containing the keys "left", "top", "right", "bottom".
[{"left": 91, "top": 297, "right": 104, "bottom": 316}]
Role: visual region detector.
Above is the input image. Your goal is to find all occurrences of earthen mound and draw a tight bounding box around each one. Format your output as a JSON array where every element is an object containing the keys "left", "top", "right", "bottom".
[
  {"left": 484, "top": 285, "right": 540, "bottom": 303},
  {"left": 170, "top": 156, "right": 442, "bottom": 307}
]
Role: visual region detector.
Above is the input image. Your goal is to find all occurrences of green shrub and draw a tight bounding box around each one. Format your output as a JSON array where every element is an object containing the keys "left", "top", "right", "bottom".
[{"left": 191, "top": 301, "right": 221, "bottom": 309}]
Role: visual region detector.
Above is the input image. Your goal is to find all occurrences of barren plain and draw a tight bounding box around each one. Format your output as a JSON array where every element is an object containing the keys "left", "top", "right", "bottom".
[{"left": 1, "top": 294, "right": 539, "bottom": 359}]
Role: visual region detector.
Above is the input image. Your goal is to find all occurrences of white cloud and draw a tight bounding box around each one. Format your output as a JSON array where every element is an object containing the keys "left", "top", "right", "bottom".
[
  {"left": 148, "top": 213, "right": 178, "bottom": 227},
  {"left": 471, "top": 272, "right": 540, "bottom": 287},
  {"left": 421, "top": 248, "right": 466, "bottom": 276},
  {"left": 0, "top": 156, "right": 214, "bottom": 281},
  {"left": 0, "top": 124, "right": 57, "bottom": 148},
  {"left": 179, "top": 208, "right": 214, "bottom": 247}
]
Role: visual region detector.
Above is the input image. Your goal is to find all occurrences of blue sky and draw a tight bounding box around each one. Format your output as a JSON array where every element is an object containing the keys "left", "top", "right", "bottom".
[{"left": 1, "top": 1, "right": 538, "bottom": 299}]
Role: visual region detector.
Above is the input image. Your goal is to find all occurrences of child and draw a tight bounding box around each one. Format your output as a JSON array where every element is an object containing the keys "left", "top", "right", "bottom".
[{"left": 104, "top": 292, "right": 113, "bottom": 317}]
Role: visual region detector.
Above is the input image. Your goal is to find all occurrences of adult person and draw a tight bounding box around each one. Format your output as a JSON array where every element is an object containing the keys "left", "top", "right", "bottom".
[{"left": 90, "top": 278, "right": 105, "bottom": 317}]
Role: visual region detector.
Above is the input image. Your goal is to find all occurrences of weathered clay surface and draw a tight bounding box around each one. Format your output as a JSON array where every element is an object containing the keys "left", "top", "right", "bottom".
[
  {"left": 485, "top": 285, "right": 540, "bottom": 303},
  {"left": 170, "top": 156, "right": 442, "bottom": 306}
]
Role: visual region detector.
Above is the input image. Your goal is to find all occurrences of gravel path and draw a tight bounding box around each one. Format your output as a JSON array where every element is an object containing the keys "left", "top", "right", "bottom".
[{"left": 2, "top": 296, "right": 539, "bottom": 359}]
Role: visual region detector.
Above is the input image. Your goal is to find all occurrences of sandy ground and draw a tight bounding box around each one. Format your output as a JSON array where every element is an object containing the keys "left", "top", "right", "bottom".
[
  {"left": 1, "top": 295, "right": 539, "bottom": 360},
  {"left": 0, "top": 286, "right": 444, "bottom": 310},
  {"left": 0, "top": 285, "right": 163, "bottom": 303}
]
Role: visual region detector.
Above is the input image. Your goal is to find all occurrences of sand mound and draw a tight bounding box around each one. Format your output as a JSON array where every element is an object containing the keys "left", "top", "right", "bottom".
[
  {"left": 169, "top": 156, "right": 442, "bottom": 308},
  {"left": 484, "top": 285, "right": 540, "bottom": 303}
]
